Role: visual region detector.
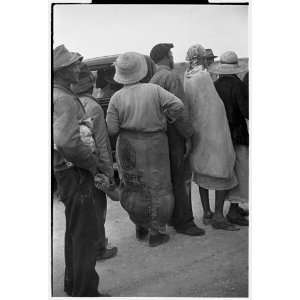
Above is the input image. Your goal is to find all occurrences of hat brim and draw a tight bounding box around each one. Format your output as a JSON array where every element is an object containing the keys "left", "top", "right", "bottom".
[
  {"left": 54, "top": 52, "right": 83, "bottom": 72},
  {"left": 208, "top": 59, "right": 248, "bottom": 75},
  {"left": 113, "top": 57, "right": 148, "bottom": 85}
]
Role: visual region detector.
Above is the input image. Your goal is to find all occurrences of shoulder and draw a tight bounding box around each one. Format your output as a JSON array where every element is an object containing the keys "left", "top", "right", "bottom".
[
  {"left": 53, "top": 87, "right": 76, "bottom": 107},
  {"left": 80, "top": 95, "right": 104, "bottom": 114}
]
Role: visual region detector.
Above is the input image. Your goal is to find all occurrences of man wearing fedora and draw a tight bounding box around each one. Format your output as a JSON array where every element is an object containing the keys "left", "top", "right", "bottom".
[
  {"left": 204, "top": 48, "right": 218, "bottom": 68},
  {"left": 150, "top": 43, "right": 205, "bottom": 236},
  {"left": 204, "top": 48, "right": 218, "bottom": 81},
  {"left": 53, "top": 44, "right": 109, "bottom": 296}
]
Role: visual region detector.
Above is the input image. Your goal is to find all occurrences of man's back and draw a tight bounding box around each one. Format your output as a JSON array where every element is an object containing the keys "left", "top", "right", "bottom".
[{"left": 151, "top": 65, "right": 193, "bottom": 139}]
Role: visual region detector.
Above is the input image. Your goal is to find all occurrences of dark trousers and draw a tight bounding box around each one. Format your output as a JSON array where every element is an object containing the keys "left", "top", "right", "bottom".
[
  {"left": 55, "top": 167, "right": 100, "bottom": 297},
  {"left": 94, "top": 188, "right": 107, "bottom": 254},
  {"left": 167, "top": 125, "right": 194, "bottom": 230}
]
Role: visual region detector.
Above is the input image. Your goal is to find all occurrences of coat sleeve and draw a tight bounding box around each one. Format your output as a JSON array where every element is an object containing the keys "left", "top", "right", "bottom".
[
  {"left": 165, "top": 73, "right": 194, "bottom": 139},
  {"left": 157, "top": 85, "right": 184, "bottom": 121},
  {"left": 106, "top": 95, "right": 120, "bottom": 136},
  {"left": 235, "top": 81, "right": 249, "bottom": 120},
  {"left": 53, "top": 95, "right": 98, "bottom": 175},
  {"left": 91, "top": 105, "right": 114, "bottom": 178}
]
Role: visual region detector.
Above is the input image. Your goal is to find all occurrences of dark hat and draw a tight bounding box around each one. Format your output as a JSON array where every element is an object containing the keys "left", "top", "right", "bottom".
[
  {"left": 150, "top": 43, "right": 174, "bottom": 63},
  {"left": 71, "top": 63, "right": 95, "bottom": 94},
  {"left": 53, "top": 44, "right": 83, "bottom": 72},
  {"left": 205, "top": 49, "right": 217, "bottom": 58}
]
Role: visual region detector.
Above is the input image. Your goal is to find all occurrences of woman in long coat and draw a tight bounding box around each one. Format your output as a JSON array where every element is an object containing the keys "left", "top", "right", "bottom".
[
  {"left": 106, "top": 52, "right": 184, "bottom": 247},
  {"left": 184, "top": 44, "right": 239, "bottom": 230}
]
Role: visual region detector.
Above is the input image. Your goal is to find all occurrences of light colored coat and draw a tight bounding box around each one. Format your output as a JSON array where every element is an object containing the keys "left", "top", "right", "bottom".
[{"left": 184, "top": 66, "right": 236, "bottom": 179}]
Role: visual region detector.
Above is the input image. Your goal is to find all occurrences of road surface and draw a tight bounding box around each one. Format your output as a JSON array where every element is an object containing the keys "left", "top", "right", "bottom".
[{"left": 52, "top": 183, "right": 248, "bottom": 297}]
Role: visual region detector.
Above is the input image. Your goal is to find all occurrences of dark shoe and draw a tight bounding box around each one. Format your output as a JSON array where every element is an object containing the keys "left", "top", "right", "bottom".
[
  {"left": 227, "top": 214, "right": 249, "bottom": 226},
  {"left": 96, "top": 292, "right": 111, "bottom": 297},
  {"left": 202, "top": 212, "right": 214, "bottom": 225},
  {"left": 96, "top": 247, "right": 118, "bottom": 261},
  {"left": 176, "top": 224, "right": 205, "bottom": 236},
  {"left": 149, "top": 233, "right": 170, "bottom": 247},
  {"left": 237, "top": 206, "right": 249, "bottom": 217},
  {"left": 64, "top": 288, "right": 72, "bottom": 296},
  {"left": 211, "top": 219, "right": 240, "bottom": 231},
  {"left": 136, "top": 226, "right": 149, "bottom": 241}
]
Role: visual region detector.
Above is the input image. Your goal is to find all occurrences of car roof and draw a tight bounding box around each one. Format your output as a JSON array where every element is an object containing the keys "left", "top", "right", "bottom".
[{"left": 83, "top": 55, "right": 120, "bottom": 71}]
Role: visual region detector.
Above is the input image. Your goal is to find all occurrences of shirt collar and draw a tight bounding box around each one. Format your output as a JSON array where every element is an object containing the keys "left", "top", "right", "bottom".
[{"left": 156, "top": 64, "right": 171, "bottom": 72}]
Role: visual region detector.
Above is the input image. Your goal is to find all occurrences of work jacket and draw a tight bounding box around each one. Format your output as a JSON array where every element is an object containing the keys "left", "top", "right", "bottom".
[
  {"left": 150, "top": 65, "right": 194, "bottom": 139},
  {"left": 78, "top": 94, "right": 114, "bottom": 178},
  {"left": 214, "top": 75, "right": 249, "bottom": 146},
  {"left": 53, "top": 83, "right": 99, "bottom": 174}
]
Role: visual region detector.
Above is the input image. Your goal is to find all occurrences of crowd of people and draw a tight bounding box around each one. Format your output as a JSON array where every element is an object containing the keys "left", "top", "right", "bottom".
[{"left": 53, "top": 42, "right": 249, "bottom": 297}]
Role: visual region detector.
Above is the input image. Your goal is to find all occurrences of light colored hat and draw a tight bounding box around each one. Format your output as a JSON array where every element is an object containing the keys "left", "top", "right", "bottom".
[
  {"left": 53, "top": 44, "right": 83, "bottom": 72},
  {"left": 114, "top": 52, "right": 147, "bottom": 85},
  {"left": 185, "top": 44, "right": 206, "bottom": 61},
  {"left": 208, "top": 51, "right": 248, "bottom": 75}
]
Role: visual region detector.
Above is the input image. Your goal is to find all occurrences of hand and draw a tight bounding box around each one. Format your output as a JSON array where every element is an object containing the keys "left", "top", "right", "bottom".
[
  {"left": 184, "top": 138, "right": 192, "bottom": 160},
  {"left": 94, "top": 173, "right": 108, "bottom": 190}
]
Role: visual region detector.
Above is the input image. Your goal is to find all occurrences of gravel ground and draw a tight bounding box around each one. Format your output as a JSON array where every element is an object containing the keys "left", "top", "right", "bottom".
[{"left": 52, "top": 183, "right": 248, "bottom": 297}]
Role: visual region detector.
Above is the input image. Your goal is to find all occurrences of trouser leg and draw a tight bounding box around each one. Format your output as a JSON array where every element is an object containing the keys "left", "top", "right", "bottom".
[
  {"left": 55, "top": 168, "right": 100, "bottom": 297},
  {"left": 94, "top": 189, "right": 107, "bottom": 254},
  {"left": 168, "top": 126, "right": 194, "bottom": 229}
]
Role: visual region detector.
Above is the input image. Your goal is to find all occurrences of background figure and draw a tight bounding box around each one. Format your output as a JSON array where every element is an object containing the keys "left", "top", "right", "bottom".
[
  {"left": 53, "top": 45, "right": 109, "bottom": 297},
  {"left": 204, "top": 48, "right": 218, "bottom": 82},
  {"left": 106, "top": 52, "right": 184, "bottom": 247},
  {"left": 209, "top": 52, "right": 249, "bottom": 225},
  {"left": 71, "top": 64, "right": 118, "bottom": 260},
  {"left": 150, "top": 43, "right": 205, "bottom": 236},
  {"left": 184, "top": 44, "right": 239, "bottom": 231}
]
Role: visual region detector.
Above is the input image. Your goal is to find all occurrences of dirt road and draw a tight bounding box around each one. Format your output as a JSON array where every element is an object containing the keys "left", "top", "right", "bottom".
[{"left": 52, "top": 183, "right": 248, "bottom": 297}]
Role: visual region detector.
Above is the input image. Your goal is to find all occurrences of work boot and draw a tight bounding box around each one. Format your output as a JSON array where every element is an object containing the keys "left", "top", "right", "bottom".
[
  {"left": 136, "top": 226, "right": 149, "bottom": 241},
  {"left": 176, "top": 222, "right": 206, "bottom": 236},
  {"left": 149, "top": 233, "right": 170, "bottom": 247},
  {"left": 227, "top": 214, "right": 249, "bottom": 226},
  {"left": 96, "top": 246, "right": 118, "bottom": 261}
]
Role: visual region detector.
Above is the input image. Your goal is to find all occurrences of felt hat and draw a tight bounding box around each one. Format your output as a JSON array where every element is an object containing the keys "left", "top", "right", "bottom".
[
  {"left": 53, "top": 44, "right": 83, "bottom": 72},
  {"left": 208, "top": 51, "right": 248, "bottom": 75},
  {"left": 205, "top": 48, "right": 218, "bottom": 58},
  {"left": 150, "top": 43, "right": 174, "bottom": 63},
  {"left": 114, "top": 52, "right": 147, "bottom": 85}
]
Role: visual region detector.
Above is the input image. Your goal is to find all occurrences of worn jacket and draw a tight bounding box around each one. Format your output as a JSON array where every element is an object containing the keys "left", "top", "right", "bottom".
[
  {"left": 150, "top": 65, "right": 194, "bottom": 139},
  {"left": 78, "top": 94, "right": 114, "bottom": 178},
  {"left": 214, "top": 75, "right": 249, "bottom": 146},
  {"left": 106, "top": 82, "right": 184, "bottom": 135},
  {"left": 53, "top": 83, "right": 99, "bottom": 174}
]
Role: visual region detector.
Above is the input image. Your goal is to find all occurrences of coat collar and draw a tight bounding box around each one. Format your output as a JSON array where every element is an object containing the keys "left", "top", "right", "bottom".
[{"left": 156, "top": 64, "right": 171, "bottom": 72}]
